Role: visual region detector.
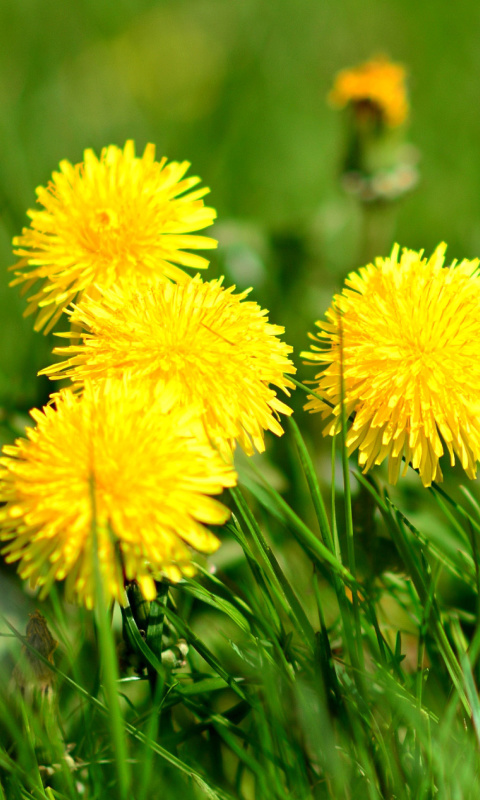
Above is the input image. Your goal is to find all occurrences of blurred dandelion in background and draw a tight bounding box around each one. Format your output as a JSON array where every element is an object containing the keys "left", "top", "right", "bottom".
[
  {"left": 329, "top": 55, "right": 419, "bottom": 225},
  {"left": 10, "top": 141, "right": 217, "bottom": 333},
  {"left": 0, "top": 379, "right": 237, "bottom": 609},
  {"left": 302, "top": 243, "right": 480, "bottom": 487},
  {"left": 41, "top": 275, "right": 296, "bottom": 456},
  {"left": 329, "top": 56, "right": 409, "bottom": 129}
]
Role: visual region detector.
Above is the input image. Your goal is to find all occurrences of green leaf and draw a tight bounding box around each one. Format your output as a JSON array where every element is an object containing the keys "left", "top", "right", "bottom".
[
  {"left": 288, "top": 416, "right": 334, "bottom": 552},
  {"left": 120, "top": 604, "right": 166, "bottom": 677},
  {"left": 178, "top": 579, "right": 252, "bottom": 633}
]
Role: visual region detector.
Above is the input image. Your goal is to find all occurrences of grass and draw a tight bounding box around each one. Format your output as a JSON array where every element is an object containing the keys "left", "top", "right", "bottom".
[{"left": 2, "top": 417, "right": 480, "bottom": 798}]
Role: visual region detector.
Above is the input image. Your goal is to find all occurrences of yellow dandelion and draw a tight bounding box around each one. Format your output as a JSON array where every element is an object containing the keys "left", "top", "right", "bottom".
[
  {"left": 301, "top": 244, "right": 480, "bottom": 487},
  {"left": 329, "top": 56, "right": 408, "bottom": 128},
  {"left": 41, "top": 275, "right": 296, "bottom": 456},
  {"left": 0, "top": 379, "right": 237, "bottom": 609},
  {"left": 11, "top": 141, "right": 217, "bottom": 333}
]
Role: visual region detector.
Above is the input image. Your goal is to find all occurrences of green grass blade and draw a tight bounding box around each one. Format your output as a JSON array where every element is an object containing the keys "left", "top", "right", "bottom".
[
  {"left": 380, "top": 497, "right": 470, "bottom": 715},
  {"left": 160, "top": 605, "right": 249, "bottom": 702},
  {"left": 338, "top": 323, "right": 364, "bottom": 675},
  {"left": 359, "top": 475, "right": 475, "bottom": 585},
  {"left": 89, "top": 482, "right": 130, "bottom": 798},
  {"left": 226, "top": 509, "right": 287, "bottom": 630},
  {"left": 178, "top": 578, "right": 252, "bottom": 634},
  {"left": 265, "top": 545, "right": 316, "bottom": 651},
  {"left": 0, "top": 615, "right": 237, "bottom": 800},
  {"left": 234, "top": 481, "right": 355, "bottom": 585},
  {"left": 289, "top": 376, "right": 335, "bottom": 411},
  {"left": 120, "top": 603, "right": 166, "bottom": 676},
  {"left": 431, "top": 482, "right": 480, "bottom": 537},
  {"left": 287, "top": 416, "right": 334, "bottom": 551}
]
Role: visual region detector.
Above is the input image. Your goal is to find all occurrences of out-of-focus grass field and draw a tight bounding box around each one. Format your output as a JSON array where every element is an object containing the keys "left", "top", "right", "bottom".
[{"left": 1, "top": 0, "right": 480, "bottom": 412}]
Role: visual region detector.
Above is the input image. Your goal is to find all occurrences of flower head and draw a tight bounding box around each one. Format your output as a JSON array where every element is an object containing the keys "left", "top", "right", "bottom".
[
  {"left": 11, "top": 141, "right": 217, "bottom": 333},
  {"left": 41, "top": 275, "right": 296, "bottom": 456},
  {"left": 0, "top": 380, "right": 237, "bottom": 608},
  {"left": 329, "top": 56, "right": 408, "bottom": 128},
  {"left": 302, "top": 244, "right": 480, "bottom": 487}
]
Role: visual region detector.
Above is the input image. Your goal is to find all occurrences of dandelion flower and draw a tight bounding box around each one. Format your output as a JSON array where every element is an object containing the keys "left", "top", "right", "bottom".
[
  {"left": 11, "top": 141, "right": 217, "bottom": 333},
  {"left": 41, "top": 276, "right": 296, "bottom": 456},
  {"left": 329, "top": 56, "right": 408, "bottom": 128},
  {"left": 302, "top": 244, "right": 480, "bottom": 487},
  {"left": 0, "top": 380, "right": 237, "bottom": 608}
]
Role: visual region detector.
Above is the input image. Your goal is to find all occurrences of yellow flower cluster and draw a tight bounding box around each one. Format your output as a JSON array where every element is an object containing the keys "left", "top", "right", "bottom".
[
  {"left": 11, "top": 141, "right": 217, "bottom": 333},
  {"left": 329, "top": 56, "right": 408, "bottom": 128},
  {"left": 0, "top": 381, "right": 236, "bottom": 609},
  {"left": 302, "top": 244, "right": 480, "bottom": 487},
  {"left": 42, "top": 276, "right": 295, "bottom": 457},
  {"left": 2, "top": 142, "right": 295, "bottom": 607}
]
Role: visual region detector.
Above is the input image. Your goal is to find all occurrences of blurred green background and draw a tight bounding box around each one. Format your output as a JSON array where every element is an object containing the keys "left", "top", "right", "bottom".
[{"left": 2, "top": 0, "right": 480, "bottom": 414}]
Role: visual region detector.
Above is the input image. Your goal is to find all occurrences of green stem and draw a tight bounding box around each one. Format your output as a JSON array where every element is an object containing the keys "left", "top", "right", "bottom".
[
  {"left": 359, "top": 201, "right": 398, "bottom": 264},
  {"left": 381, "top": 499, "right": 470, "bottom": 716},
  {"left": 338, "top": 311, "right": 364, "bottom": 674},
  {"left": 287, "top": 416, "right": 334, "bottom": 553},
  {"left": 331, "top": 436, "right": 342, "bottom": 563},
  {"left": 90, "top": 476, "right": 131, "bottom": 798}
]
